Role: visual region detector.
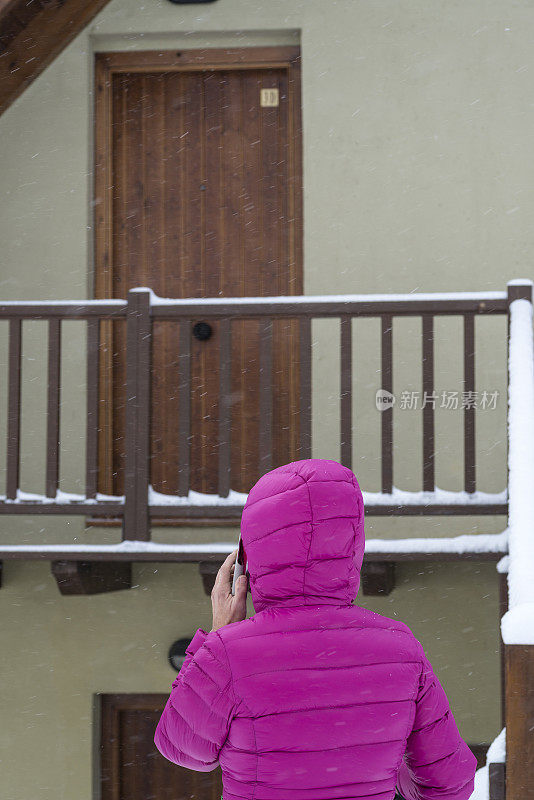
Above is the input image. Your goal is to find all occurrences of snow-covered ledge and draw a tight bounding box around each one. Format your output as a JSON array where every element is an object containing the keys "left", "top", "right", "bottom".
[{"left": 0, "top": 529, "right": 509, "bottom": 556}]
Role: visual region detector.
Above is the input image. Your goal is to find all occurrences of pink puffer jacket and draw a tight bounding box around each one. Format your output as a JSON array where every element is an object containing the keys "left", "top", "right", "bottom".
[{"left": 154, "top": 458, "right": 477, "bottom": 800}]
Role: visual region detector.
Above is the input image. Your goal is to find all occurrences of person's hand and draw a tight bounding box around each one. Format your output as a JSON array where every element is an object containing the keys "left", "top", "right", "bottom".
[{"left": 210, "top": 548, "right": 248, "bottom": 632}]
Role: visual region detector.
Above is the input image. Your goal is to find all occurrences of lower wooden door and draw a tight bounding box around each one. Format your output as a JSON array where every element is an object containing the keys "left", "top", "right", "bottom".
[{"left": 100, "top": 693, "right": 223, "bottom": 800}]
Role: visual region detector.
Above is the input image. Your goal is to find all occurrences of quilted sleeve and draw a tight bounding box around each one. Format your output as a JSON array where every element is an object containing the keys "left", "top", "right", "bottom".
[
  {"left": 154, "top": 628, "right": 238, "bottom": 772},
  {"left": 396, "top": 651, "right": 478, "bottom": 800}
]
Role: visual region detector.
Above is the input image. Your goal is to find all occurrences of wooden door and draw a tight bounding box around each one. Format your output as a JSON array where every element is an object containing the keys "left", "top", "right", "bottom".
[
  {"left": 100, "top": 693, "right": 223, "bottom": 800},
  {"left": 94, "top": 48, "right": 303, "bottom": 504}
]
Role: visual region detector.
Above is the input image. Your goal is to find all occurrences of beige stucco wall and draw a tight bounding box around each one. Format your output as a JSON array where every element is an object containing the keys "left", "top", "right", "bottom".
[
  {"left": 0, "top": 558, "right": 500, "bottom": 800},
  {"left": 0, "top": 0, "right": 528, "bottom": 797}
]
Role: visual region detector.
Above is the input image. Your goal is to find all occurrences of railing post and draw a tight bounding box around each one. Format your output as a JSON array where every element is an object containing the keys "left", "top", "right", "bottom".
[
  {"left": 298, "top": 316, "right": 312, "bottom": 459},
  {"left": 340, "top": 315, "right": 352, "bottom": 470},
  {"left": 502, "top": 279, "right": 534, "bottom": 799},
  {"left": 123, "top": 288, "right": 152, "bottom": 542},
  {"left": 6, "top": 317, "right": 22, "bottom": 500},
  {"left": 381, "top": 315, "right": 393, "bottom": 493},
  {"left": 259, "top": 318, "right": 273, "bottom": 475},
  {"left": 46, "top": 318, "right": 61, "bottom": 498}
]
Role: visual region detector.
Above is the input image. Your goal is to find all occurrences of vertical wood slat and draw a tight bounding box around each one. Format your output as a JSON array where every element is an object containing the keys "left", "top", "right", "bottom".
[
  {"left": 381, "top": 315, "right": 393, "bottom": 493},
  {"left": 86, "top": 318, "right": 100, "bottom": 500},
  {"left": 505, "top": 644, "right": 534, "bottom": 797},
  {"left": 46, "top": 318, "right": 61, "bottom": 498},
  {"left": 177, "top": 318, "right": 191, "bottom": 497},
  {"left": 218, "top": 318, "right": 231, "bottom": 497},
  {"left": 124, "top": 289, "right": 152, "bottom": 541},
  {"left": 422, "top": 314, "right": 435, "bottom": 492},
  {"left": 94, "top": 54, "right": 115, "bottom": 497},
  {"left": 258, "top": 318, "right": 273, "bottom": 475},
  {"left": 299, "top": 316, "right": 312, "bottom": 459},
  {"left": 340, "top": 314, "right": 352, "bottom": 469},
  {"left": 6, "top": 317, "right": 22, "bottom": 500},
  {"left": 464, "top": 313, "right": 476, "bottom": 494}
]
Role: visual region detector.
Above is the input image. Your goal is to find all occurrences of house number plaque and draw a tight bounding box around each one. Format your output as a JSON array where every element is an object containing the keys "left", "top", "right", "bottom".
[{"left": 260, "top": 88, "right": 279, "bottom": 107}]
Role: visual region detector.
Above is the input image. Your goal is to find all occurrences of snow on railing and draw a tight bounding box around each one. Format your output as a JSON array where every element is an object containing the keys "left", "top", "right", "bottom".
[
  {"left": 0, "top": 287, "right": 508, "bottom": 310},
  {"left": 500, "top": 279, "right": 534, "bottom": 644},
  {"left": 0, "top": 484, "right": 508, "bottom": 507},
  {"left": 145, "top": 287, "right": 509, "bottom": 305}
]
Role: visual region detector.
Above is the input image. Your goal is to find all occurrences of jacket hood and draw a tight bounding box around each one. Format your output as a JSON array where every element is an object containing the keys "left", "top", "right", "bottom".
[{"left": 240, "top": 458, "right": 365, "bottom": 613}]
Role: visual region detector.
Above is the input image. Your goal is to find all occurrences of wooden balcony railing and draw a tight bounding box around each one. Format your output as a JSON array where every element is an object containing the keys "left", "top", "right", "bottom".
[{"left": 0, "top": 284, "right": 516, "bottom": 541}]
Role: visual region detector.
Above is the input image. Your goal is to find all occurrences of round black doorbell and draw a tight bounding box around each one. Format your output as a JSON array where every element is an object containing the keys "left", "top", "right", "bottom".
[
  {"left": 192, "top": 321, "right": 213, "bottom": 341},
  {"left": 168, "top": 638, "right": 190, "bottom": 672}
]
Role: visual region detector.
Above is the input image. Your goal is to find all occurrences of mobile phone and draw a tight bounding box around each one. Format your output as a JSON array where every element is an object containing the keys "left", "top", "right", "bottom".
[{"left": 231, "top": 533, "right": 248, "bottom": 596}]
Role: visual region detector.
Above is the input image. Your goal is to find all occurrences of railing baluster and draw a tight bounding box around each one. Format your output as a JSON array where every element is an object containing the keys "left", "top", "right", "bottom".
[
  {"left": 86, "top": 318, "right": 100, "bottom": 500},
  {"left": 259, "top": 317, "right": 273, "bottom": 475},
  {"left": 381, "top": 314, "right": 393, "bottom": 493},
  {"left": 299, "top": 315, "right": 312, "bottom": 459},
  {"left": 218, "top": 318, "right": 231, "bottom": 497},
  {"left": 124, "top": 289, "right": 151, "bottom": 541},
  {"left": 46, "top": 318, "right": 61, "bottom": 498},
  {"left": 177, "top": 317, "right": 191, "bottom": 497},
  {"left": 422, "top": 314, "right": 435, "bottom": 492},
  {"left": 340, "top": 314, "right": 352, "bottom": 469},
  {"left": 6, "top": 317, "right": 22, "bottom": 500},
  {"left": 463, "top": 313, "right": 476, "bottom": 494}
]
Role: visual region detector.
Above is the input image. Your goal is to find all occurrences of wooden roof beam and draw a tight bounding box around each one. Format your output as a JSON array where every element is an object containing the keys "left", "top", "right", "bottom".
[{"left": 0, "top": 0, "right": 112, "bottom": 116}]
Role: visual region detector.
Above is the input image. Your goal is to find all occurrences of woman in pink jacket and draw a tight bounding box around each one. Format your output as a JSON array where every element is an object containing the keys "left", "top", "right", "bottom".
[{"left": 154, "top": 458, "right": 477, "bottom": 800}]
